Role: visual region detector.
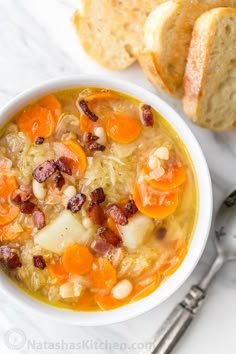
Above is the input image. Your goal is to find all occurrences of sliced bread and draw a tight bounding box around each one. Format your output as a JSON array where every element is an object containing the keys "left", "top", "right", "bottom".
[
  {"left": 139, "top": 0, "right": 236, "bottom": 97},
  {"left": 72, "top": 0, "right": 165, "bottom": 71},
  {"left": 183, "top": 7, "right": 236, "bottom": 131}
]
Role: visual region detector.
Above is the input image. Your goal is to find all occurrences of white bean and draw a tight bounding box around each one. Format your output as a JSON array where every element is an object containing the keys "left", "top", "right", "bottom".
[
  {"left": 32, "top": 179, "right": 46, "bottom": 200},
  {"left": 112, "top": 279, "right": 133, "bottom": 300},
  {"left": 148, "top": 155, "right": 160, "bottom": 170},
  {"left": 154, "top": 147, "right": 169, "bottom": 160}
]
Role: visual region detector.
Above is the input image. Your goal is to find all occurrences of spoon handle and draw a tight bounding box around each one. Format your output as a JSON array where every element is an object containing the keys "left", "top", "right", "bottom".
[{"left": 146, "top": 286, "right": 205, "bottom": 354}]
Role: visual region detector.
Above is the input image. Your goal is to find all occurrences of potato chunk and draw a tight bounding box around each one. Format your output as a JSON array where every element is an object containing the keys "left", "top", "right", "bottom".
[
  {"left": 118, "top": 213, "right": 154, "bottom": 251},
  {"left": 34, "top": 210, "right": 93, "bottom": 254}
]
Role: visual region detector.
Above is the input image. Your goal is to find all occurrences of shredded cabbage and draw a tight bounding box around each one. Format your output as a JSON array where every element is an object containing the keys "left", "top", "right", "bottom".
[{"left": 55, "top": 113, "right": 80, "bottom": 139}]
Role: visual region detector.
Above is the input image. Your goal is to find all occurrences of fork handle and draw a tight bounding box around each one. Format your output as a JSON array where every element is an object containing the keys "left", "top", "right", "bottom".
[{"left": 148, "top": 286, "right": 205, "bottom": 354}]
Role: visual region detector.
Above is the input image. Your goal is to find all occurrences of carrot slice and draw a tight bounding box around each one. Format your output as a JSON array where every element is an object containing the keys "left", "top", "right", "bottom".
[
  {"left": 145, "top": 165, "right": 186, "bottom": 191},
  {"left": 90, "top": 258, "right": 117, "bottom": 291},
  {"left": 79, "top": 114, "right": 95, "bottom": 133},
  {"left": 18, "top": 105, "right": 55, "bottom": 141},
  {"left": 39, "top": 94, "right": 62, "bottom": 123},
  {"left": 62, "top": 244, "right": 93, "bottom": 275},
  {"left": 48, "top": 259, "right": 68, "bottom": 285},
  {"left": 95, "top": 293, "right": 128, "bottom": 310},
  {"left": 133, "top": 182, "right": 179, "bottom": 219},
  {"left": 0, "top": 174, "right": 17, "bottom": 199},
  {"left": 93, "top": 274, "right": 160, "bottom": 309},
  {"left": 105, "top": 115, "right": 142, "bottom": 144},
  {"left": 0, "top": 172, "right": 20, "bottom": 228},
  {"left": 62, "top": 140, "right": 87, "bottom": 177},
  {"left": 0, "top": 204, "right": 20, "bottom": 226},
  {"left": 84, "top": 91, "right": 117, "bottom": 103}
]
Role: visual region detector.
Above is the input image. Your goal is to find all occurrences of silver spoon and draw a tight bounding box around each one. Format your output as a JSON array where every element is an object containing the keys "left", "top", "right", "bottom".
[{"left": 144, "top": 188, "right": 236, "bottom": 354}]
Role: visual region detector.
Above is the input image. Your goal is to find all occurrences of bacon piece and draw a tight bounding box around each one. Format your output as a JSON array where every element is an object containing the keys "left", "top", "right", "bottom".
[
  {"left": 33, "top": 210, "right": 46, "bottom": 230},
  {"left": 8, "top": 253, "right": 22, "bottom": 269},
  {"left": 78, "top": 100, "right": 99, "bottom": 122},
  {"left": 67, "top": 193, "right": 86, "bottom": 213},
  {"left": 87, "top": 203, "right": 105, "bottom": 225},
  {"left": 11, "top": 190, "right": 24, "bottom": 204},
  {"left": 11, "top": 184, "right": 32, "bottom": 204},
  {"left": 83, "top": 132, "right": 99, "bottom": 143},
  {"left": 35, "top": 137, "right": 44, "bottom": 145},
  {"left": 83, "top": 133, "right": 106, "bottom": 152},
  {"left": 54, "top": 173, "right": 65, "bottom": 190},
  {"left": 90, "top": 239, "right": 111, "bottom": 255},
  {"left": 33, "top": 255, "right": 46, "bottom": 269},
  {"left": 56, "top": 157, "right": 73, "bottom": 176},
  {"left": 140, "top": 104, "right": 154, "bottom": 127},
  {"left": 90, "top": 187, "right": 105, "bottom": 205},
  {"left": 0, "top": 246, "right": 22, "bottom": 269},
  {"left": 124, "top": 199, "right": 138, "bottom": 218},
  {"left": 87, "top": 142, "right": 106, "bottom": 152},
  {"left": 106, "top": 204, "right": 128, "bottom": 226},
  {"left": 97, "top": 227, "right": 122, "bottom": 247},
  {"left": 20, "top": 202, "right": 35, "bottom": 214},
  {"left": 32, "top": 160, "right": 57, "bottom": 183}
]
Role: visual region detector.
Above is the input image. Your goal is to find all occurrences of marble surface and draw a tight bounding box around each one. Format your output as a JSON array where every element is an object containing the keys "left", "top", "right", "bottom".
[{"left": 0, "top": 1, "right": 235, "bottom": 353}]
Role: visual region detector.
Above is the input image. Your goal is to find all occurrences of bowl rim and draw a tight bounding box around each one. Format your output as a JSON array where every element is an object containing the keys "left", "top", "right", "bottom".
[{"left": 0, "top": 75, "right": 213, "bottom": 326}]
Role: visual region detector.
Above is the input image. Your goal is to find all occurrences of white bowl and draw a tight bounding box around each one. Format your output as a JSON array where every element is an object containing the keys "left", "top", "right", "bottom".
[{"left": 0, "top": 76, "right": 213, "bottom": 326}]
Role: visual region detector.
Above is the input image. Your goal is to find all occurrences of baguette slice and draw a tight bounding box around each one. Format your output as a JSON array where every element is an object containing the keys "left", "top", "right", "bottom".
[
  {"left": 183, "top": 7, "right": 236, "bottom": 131},
  {"left": 139, "top": 0, "right": 236, "bottom": 97},
  {"left": 72, "top": 0, "right": 165, "bottom": 70}
]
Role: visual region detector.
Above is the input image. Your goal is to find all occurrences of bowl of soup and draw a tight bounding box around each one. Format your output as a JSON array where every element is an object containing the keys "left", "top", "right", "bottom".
[{"left": 0, "top": 76, "right": 212, "bottom": 325}]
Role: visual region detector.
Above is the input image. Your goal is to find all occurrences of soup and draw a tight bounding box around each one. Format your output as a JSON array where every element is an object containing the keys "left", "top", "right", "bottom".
[{"left": 0, "top": 88, "right": 198, "bottom": 311}]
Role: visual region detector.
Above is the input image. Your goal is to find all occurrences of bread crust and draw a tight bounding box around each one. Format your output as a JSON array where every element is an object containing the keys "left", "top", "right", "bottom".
[
  {"left": 183, "top": 7, "right": 236, "bottom": 130},
  {"left": 139, "top": 52, "right": 174, "bottom": 94}
]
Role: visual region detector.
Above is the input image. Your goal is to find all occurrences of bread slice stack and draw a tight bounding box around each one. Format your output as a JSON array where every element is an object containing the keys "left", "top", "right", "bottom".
[
  {"left": 73, "top": 0, "right": 236, "bottom": 130},
  {"left": 139, "top": 0, "right": 236, "bottom": 97}
]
